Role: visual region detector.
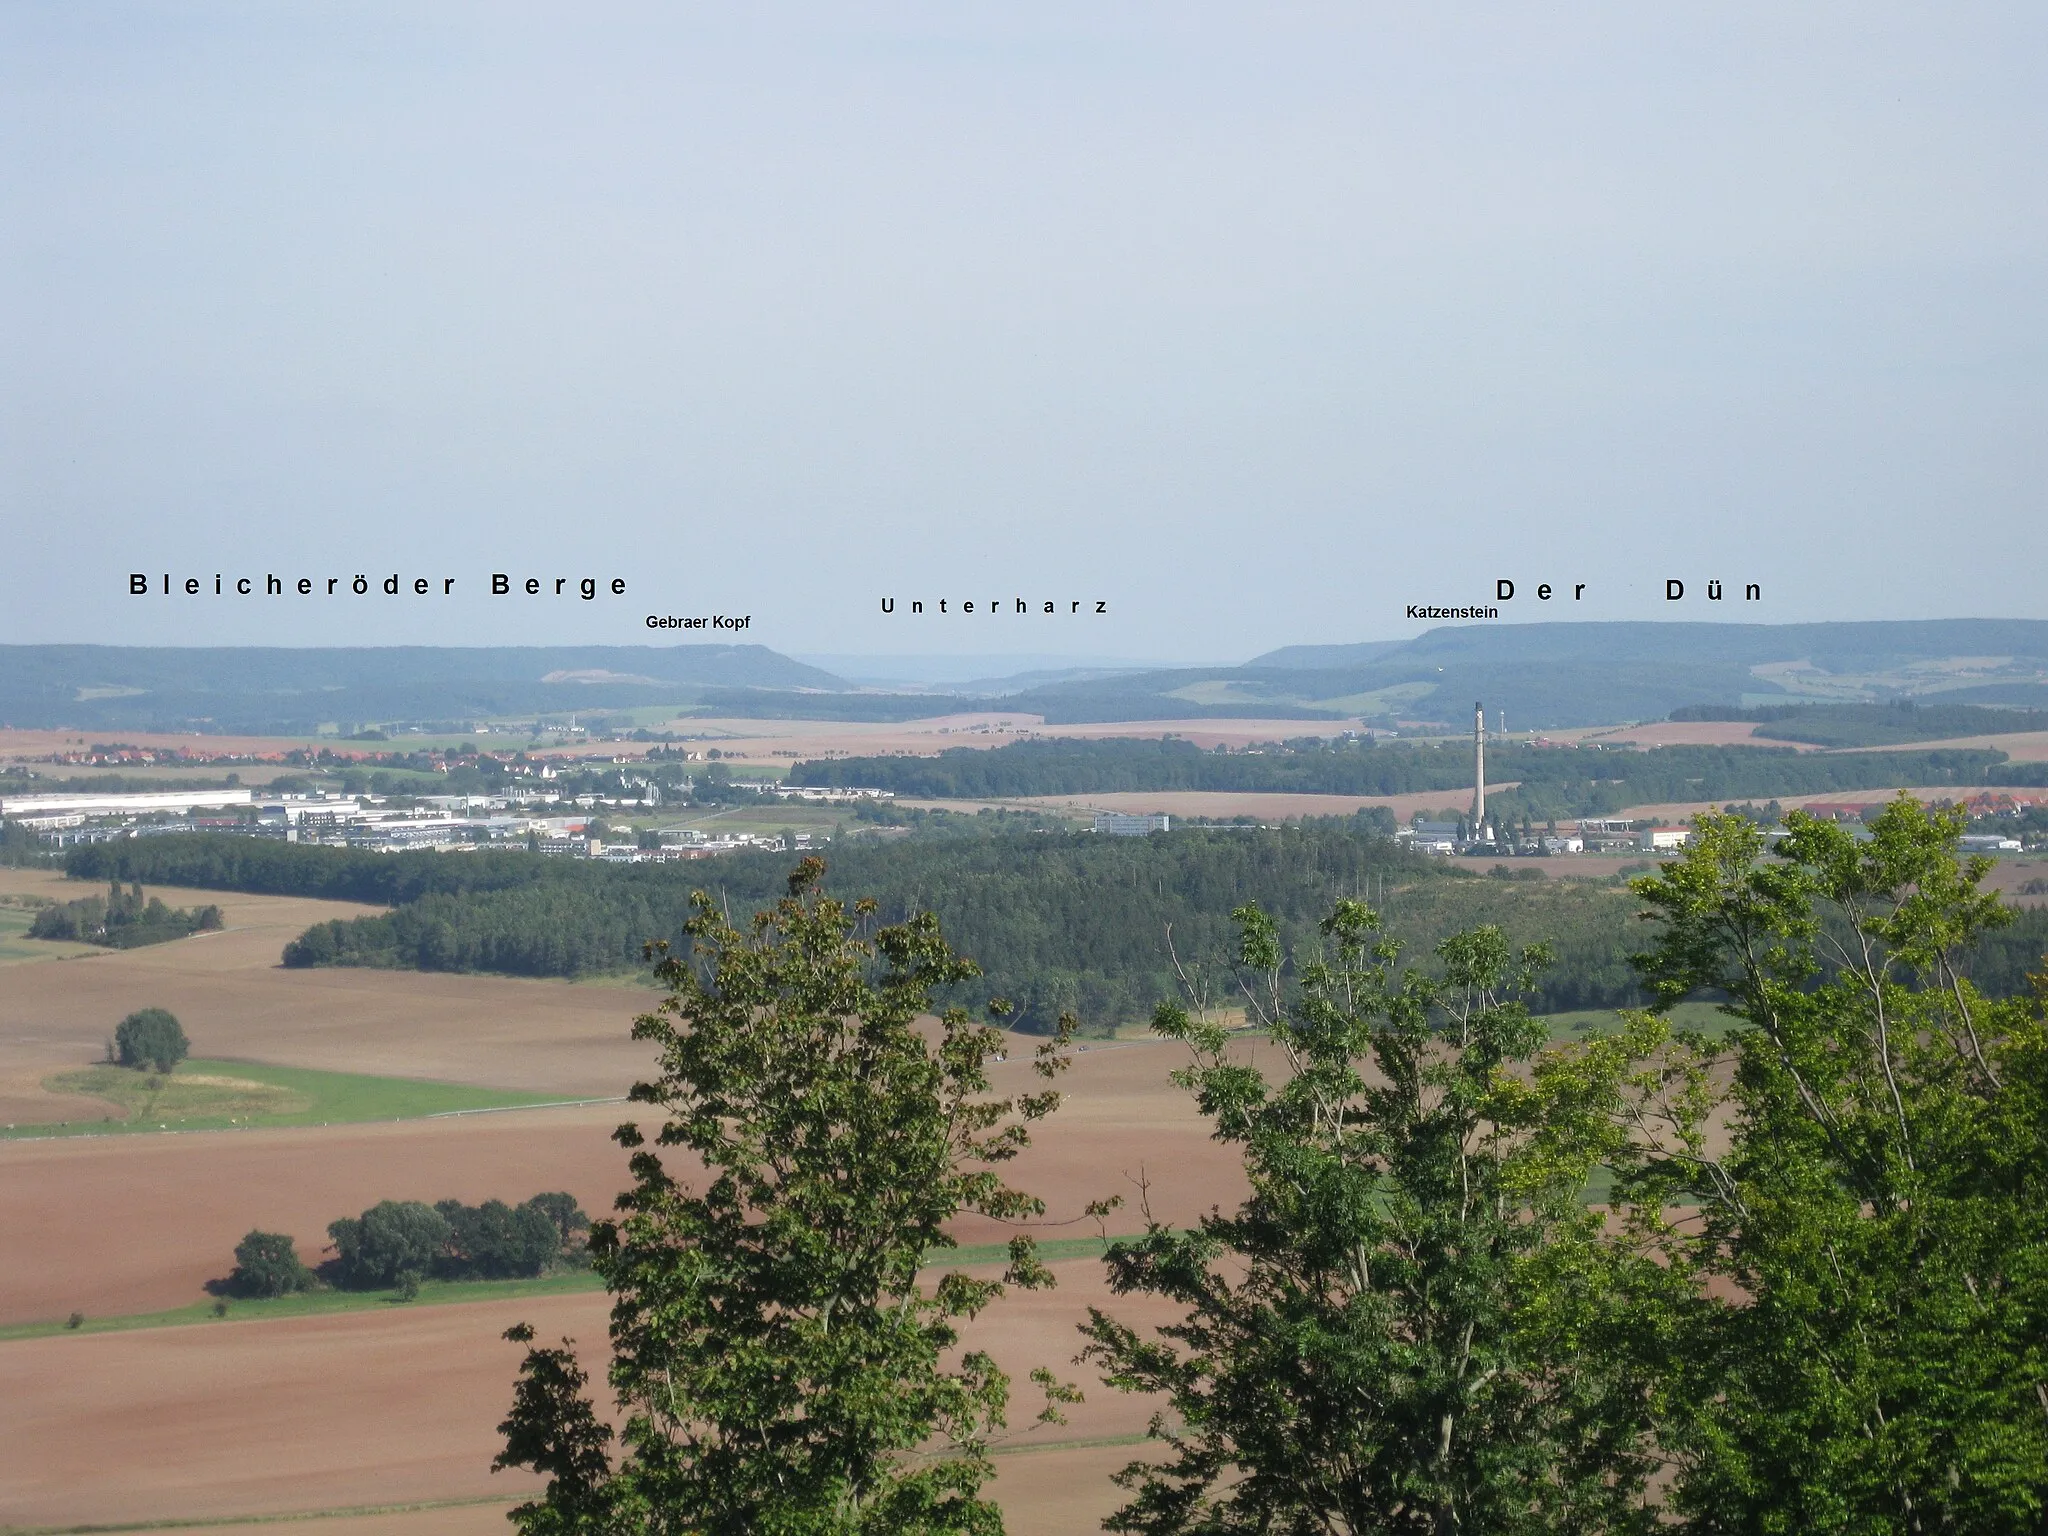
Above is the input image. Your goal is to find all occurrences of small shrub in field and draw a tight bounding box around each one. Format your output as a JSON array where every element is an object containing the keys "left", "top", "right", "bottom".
[{"left": 65, "top": 1312, "right": 84, "bottom": 1330}]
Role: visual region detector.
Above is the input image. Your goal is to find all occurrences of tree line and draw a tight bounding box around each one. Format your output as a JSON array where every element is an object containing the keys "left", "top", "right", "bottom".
[
  {"left": 787, "top": 735, "right": 2026, "bottom": 812},
  {"left": 65, "top": 828, "right": 2048, "bottom": 1029},
  {"left": 1671, "top": 698, "right": 2048, "bottom": 746},
  {"left": 29, "top": 881, "right": 223, "bottom": 948},
  {"left": 0, "top": 821, "right": 54, "bottom": 866},
  {"left": 272, "top": 826, "right": 1660, "bottom": 1024},
  {"left": 224, "top": 1191, "right": 591, "bottom": 1299}
]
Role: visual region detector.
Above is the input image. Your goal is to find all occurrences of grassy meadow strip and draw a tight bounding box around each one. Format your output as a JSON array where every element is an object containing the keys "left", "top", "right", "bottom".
[{"left": 2, "top": 1058, "right": 592, "bottom": 1139}]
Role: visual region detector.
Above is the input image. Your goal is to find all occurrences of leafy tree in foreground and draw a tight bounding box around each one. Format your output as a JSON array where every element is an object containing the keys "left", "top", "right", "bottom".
[
  {"left": 495, "top": 858, "right": 1079, "bottom": 1535},
  {"left": 228, "top": 1229, "right": 314, "bottom": 1298},
  {"left": 1623, "top": 800, "right": 2048, "bottom": 1532},
  {"left": 114, "top": 1007, "right": 189, "bottom": 1073},
  {"left": 1081, "top": 903, "right": 1674, "bottom": 1534}
]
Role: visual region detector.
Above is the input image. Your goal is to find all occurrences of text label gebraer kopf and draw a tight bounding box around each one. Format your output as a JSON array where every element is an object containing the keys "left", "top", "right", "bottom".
[{"left": 129, "top": 574, "right": 631, "bottom": 600}]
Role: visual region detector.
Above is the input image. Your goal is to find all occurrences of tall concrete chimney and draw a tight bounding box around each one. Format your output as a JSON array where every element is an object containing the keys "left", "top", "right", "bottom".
[{"left": 1473, "top": 701, "right": 1486, "bottom": 829}]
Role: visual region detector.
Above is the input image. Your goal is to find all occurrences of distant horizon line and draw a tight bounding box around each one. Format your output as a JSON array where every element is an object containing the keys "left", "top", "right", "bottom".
[{"left": 6, "top": 612, "right": 2047, "bottom": 662}]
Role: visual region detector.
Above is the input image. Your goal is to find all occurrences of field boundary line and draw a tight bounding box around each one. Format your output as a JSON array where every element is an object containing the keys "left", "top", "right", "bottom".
[
  {"left": 426, "top": 1096, "right": 626, "bottom": 1118},
  {"left": 2, "top": 1097, "right": 628, "bottom": 1143},
  {"left": 0, "top": 1235, "right": 1134, "bottom": 1344},
  {"left": 990, "top": 1431, "right": 1154, "bottom": 1458},
  {"left": 0, "top": 1495, "right": 512, "bottom": 1536}
]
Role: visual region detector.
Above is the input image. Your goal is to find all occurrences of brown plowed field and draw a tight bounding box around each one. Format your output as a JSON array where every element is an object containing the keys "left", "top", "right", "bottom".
[
  {"left": 662, "top": 714, "right": 1376, "bottom": 770},
  {"left": 1843, "top": 729, "right": 2048, "bottom": 760},
  {"left": 0, "top": 1036, "right": 1241, "bottom": 1326},
  {"left": 1546, "top": 721, "right": 2048, "bottom": 761},
  {"left": 1552, "top": 721, "right": 1818, "bottom": 750},
  {"left": 0, "top": 713, "right": 1372, "bottom": 776},
  {"left": 122, "top": 1445, "right": 1150, "bottom": 1536},
  {"left": 0, "top": 1260, "right": 1177, "bottom": 1531},
  {"left": 0, "top": 868, "right": 654, "bottom": 1109},
  {"left": 0, "top": 1296, "right": 553, "bottom": 1525},
  {"left": 134, "top": 1507, "right": 515, "bottom": 1536},
  {"left": 0, "top": 728, "right": 637, "bottom": 764},
  {"left": 1982, "top": 856, "right": 2048, "bottom": 907},
  {"left": 0, "top": 1106, "right": 630, "bottom": 1323},
  {"left": 0, "top": 881, "right": 1235, "bottom": 1528}
]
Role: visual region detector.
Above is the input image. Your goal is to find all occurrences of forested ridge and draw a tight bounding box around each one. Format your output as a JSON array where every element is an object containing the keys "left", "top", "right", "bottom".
[
  {"left": 1673, "top": 699, "right": 2048, "bottom": 746},
  {"left": 790, "top": 736, "right": 2026, "bottom": 813},
  {"left": 0, "top": 644, "right": 843, "bottom": 733},
  {"left": 65, "top": 829, "right": 2048, "bottom": 1029}
]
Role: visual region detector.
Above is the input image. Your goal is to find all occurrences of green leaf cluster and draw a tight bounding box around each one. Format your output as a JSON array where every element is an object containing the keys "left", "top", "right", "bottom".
[
  {"left": 1081, "top": 793, "right": 2048, "bottom": 1532},
  {"left": 493, "top": 858, "right": 1079, "bottom": 1535},
  {"left": 1619, "top": 799, "right": 2048, "bottom": 1531},
  {"left": 1081, "top": 905, "right": 1675, "bottom": 1533}
]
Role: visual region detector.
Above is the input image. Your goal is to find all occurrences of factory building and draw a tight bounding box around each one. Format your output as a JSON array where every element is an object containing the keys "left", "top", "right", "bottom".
[{"left": 1094, "top": 812, "right": 1170, "bottom": 837}]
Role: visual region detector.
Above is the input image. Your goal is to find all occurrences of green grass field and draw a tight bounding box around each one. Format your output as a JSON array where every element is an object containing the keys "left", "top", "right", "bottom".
[
  {"left": 0, "top": 904, "right": 101, "bottom": 966},
  {"left": 0, "top": 1269, "right": 609, "bottom": 1342},
  {"left": 4, "top": 1058, "right": 592, "bottom": 1139}
]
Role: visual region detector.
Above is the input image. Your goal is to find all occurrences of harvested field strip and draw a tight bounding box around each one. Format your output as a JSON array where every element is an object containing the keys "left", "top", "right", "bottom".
[
  {"left": 0, "top": 1498, "right": 510, "bottom": 1536},
  {"left": 0, "top": 1237, "right": 1118, "bottom": 1344},
  {"left": 0, "top": 1440, "right": 1161, "bottom": 1535},
  {"left": 0, "top": 1271, "right": 607, "bottom": 1342},
  {"left": 4, "top": 1060, "right": 589, "bottom": 1140},
  {"left": 992, "top": 1432, "right": 1152, "bottom": 1457}
]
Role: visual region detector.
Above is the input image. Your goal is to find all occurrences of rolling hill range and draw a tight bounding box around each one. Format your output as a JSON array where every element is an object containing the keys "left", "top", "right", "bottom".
[
  {"left": 986, "top": 619, "right": 2048, "bottom": 729},
  {"left": 0, "top": 645, "right": 849, "bottom": 734},
  {"left": 5, "top": 620, "right": 2047, "bottom": 733}
]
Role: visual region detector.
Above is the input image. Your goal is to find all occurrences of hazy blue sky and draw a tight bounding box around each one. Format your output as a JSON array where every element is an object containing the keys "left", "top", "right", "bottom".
[{"left": 4, "top": 3, "right": 2043, "bottom": 660}]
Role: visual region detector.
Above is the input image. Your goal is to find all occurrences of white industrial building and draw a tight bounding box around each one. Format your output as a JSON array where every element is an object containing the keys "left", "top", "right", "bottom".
[
  {"left": 1093, "top": 812, "right": 1170, "bottom": 836},
  {"left": 1, "top": 788, "right": 253, "bottom": 820}
]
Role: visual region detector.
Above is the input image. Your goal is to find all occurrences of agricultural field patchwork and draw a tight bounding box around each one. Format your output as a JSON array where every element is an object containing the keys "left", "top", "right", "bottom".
[{"left": 11, "top": 1058, "right": 577, "bottom": 1139}]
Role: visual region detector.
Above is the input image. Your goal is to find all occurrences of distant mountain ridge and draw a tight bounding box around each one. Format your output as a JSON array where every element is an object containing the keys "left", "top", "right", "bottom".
[
  {"left": 5, "top": 621, "right": 2046, "bottom": 733},
  {"left": 0, "top": 644, "right": 848, "bottom": 734},
  {"left": 1006, "top": 619, "right": 2048, "bottom": 729},
  {"left": 1244, "top": 639, "right": 1415, "bottom": 670}
]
